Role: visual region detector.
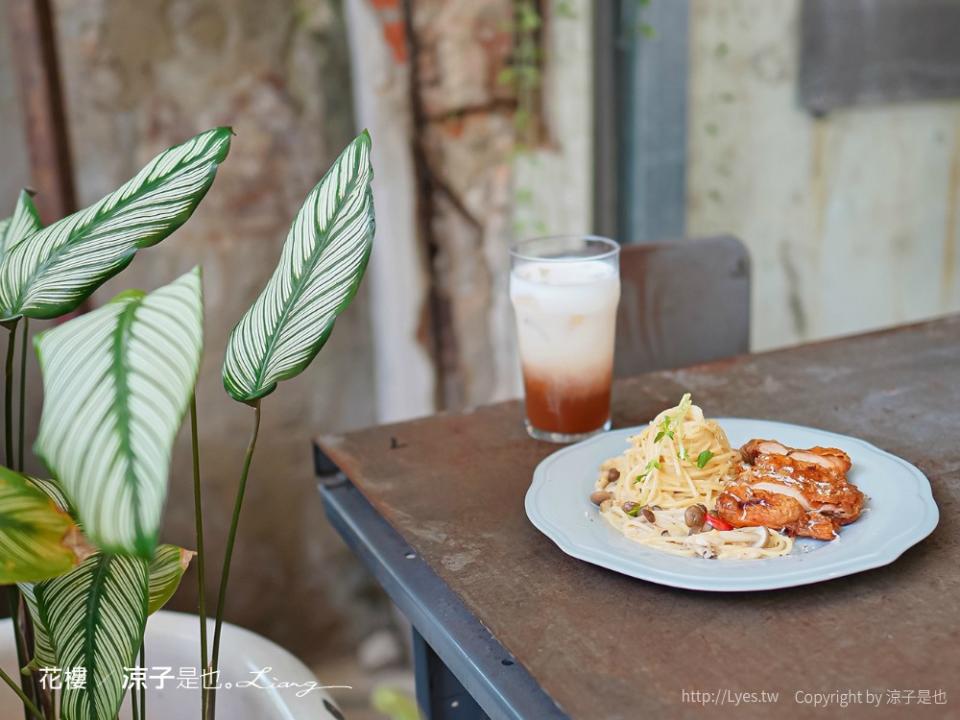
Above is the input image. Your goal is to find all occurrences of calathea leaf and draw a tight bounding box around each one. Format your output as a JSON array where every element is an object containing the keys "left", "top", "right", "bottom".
[
  {"left": 0, "top": 189, "right": 42, "bottom": 256},
  {"left": 222, "top": 130, "right": 374, "bottom": 403},
  {"left": 18, "top": 582, "right": 56, "bottom": 668},
  {"left": 16, "top": 475, "right": 85, "bottom": 668},
  {"left": 0, "top": 127, "right": 230, "bottom": 321},
  {"left": 29, "top": 553, "right": 148, "bottom": 720},
  {"left": 34, "top": 268, "right": 204, "bottom": 557},
  {"left": 0, "top": 465, "right": 91, "bottom": 584},
  {"left": 25, "top": 474, "right": 75, "bottom": 516},
  {"left": 25, "top": 544, "right": 195, "bottom": 669},
  {"left": 147, "top": 543, "right": 194, "bottom": 614}
]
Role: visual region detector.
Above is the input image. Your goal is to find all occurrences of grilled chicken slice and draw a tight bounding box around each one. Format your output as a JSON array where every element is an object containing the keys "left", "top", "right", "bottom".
[
  {"left": 715, "top": 484, "right": 841, "bottom": 540},
  {"left": 744, "top": 454, "right": 863, "bottom": 523},
  {"left": 740, "top": 439, "right": 851, "bottom": 474},
  {"left": 716, "top": 439, "right": 864, "bottom": 540},
  {"left": 716, "top": 484, "right": 805, "bottom": 531}
]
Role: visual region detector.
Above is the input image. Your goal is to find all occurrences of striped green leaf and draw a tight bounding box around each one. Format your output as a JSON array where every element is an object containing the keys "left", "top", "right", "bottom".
[
  {"left": 34, "top": 268, "right": 204, "bottom": 557},
  {"left": 26, "top": 474, "right": 75, "bottom": 516},
  {"left": 30, "top": 553, "right": 148, "bottom": 720},
  {"left": 0, "top": 128, "right": 230, "bottom": 321},
  {"left": 0, "top": 466, "right": 90, "bottom": 583},
  {"left": 0, "top": 190, "right": 42, "bottom": 256},
  {"left": 17, "top": 475, "right": 85, "bottom": 668},
  {"left": 222, "top": 130, "right": 374, "bottom": 403},
  {"left": 147, "top": 543, "right": 194, "bottom": 614},
  {"left": 19, "top": 582, "right": 56, "bottom": 667}
]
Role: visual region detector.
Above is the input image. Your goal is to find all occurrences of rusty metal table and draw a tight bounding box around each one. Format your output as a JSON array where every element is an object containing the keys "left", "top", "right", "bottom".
[{"left": 315, "top": 317, "right": 960, "bottom": 720}]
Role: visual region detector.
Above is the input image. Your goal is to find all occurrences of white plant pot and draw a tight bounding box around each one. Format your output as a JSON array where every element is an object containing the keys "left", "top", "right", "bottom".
[{"left": 1, "top": 610, "right": 342, "bottom": 720}]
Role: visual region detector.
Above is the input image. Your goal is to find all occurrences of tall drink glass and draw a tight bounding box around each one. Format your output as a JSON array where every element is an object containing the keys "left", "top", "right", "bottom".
[{"left": 509, "top": 235, "right": 620, "bottom": 443}]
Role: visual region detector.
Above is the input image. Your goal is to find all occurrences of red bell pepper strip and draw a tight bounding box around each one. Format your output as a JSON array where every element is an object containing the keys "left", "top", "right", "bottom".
[{"left": 705, "top": 513, "right": 733, "bottom": 531}]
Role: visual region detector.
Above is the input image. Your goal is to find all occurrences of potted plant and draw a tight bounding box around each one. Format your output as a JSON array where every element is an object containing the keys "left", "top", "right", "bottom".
[{"left": 0, "top": 125, "right": 374, "bottom": 720}]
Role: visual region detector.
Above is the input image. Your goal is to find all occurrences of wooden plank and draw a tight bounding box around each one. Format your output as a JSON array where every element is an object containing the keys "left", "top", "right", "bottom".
[
  {"left": 6, "top": 0, "right": 76, "bottom": 222},
  {"left": 318, "top": 316, "right": 960, "bottom": 719},
  {"left": 800, "top": 0, "right": 960, "bottom": 114}
]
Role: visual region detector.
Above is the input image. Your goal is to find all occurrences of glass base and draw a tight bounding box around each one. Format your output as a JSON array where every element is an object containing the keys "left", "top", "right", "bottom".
[{"left": 524, "top": 418, "right": 611, "bottom": 444}]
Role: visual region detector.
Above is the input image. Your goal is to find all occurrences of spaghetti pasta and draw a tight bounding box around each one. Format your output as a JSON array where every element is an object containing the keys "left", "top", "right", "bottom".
[{"left": 594, "top": 394, "right": 794, "bottom": 559}]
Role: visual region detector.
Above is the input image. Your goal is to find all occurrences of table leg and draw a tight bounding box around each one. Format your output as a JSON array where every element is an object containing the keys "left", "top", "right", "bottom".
[{"left": 413, "top": 628, "right": 488, "bottom": 720}]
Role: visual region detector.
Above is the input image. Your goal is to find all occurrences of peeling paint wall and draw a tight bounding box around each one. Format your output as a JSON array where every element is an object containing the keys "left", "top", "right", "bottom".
[
  {"left": 687, "top": 0, "right": 960, "bottom": 350},
  {"left": 349, "top": 0, "right": 594, "bottom": 420}
]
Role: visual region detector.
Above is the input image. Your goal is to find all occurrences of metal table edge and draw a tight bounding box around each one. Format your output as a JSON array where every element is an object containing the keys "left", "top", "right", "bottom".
[{"left": 317, "top": 471, "right": 569, "bottom": 720}]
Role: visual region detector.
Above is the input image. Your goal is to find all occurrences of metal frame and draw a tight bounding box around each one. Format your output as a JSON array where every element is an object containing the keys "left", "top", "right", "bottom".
[
  {"left": 593, "top": 0, "right": 690, "bottom": 244},
  {"left": 591, "top": 0, "right": 625, "bottom": 242},
  {"left": 317, "top": 452, "right": 568, "bottom": 720},
  {"left": 412, "top": 628, "right": 486, "bottom": 720}
]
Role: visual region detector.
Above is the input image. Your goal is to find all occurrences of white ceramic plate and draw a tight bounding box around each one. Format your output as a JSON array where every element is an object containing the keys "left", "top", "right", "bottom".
[{"left": 525, "top": 419, "right": 939, "bottom": 591}]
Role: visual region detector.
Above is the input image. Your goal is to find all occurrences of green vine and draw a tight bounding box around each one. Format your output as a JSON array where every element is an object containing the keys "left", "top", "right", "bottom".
[
  {"left": 498, "top": 0, "right": 544, "bottom": 152},
  {"left": 499, "top": 0, "right": 655, "bottom": 238}
]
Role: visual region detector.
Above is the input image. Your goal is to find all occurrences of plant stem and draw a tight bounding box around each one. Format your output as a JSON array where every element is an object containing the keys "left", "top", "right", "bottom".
[
  {"left": 130, "top": 677, "right": 138, "bottom": 720},
  {"left": 207, "top": 401, "right": 261, "bottom": 720},
  {"left": 5, "top": 321, "right": 19, "bottom": 467},
  {"left": 19, "top": 602, "right": 50, "bottom": 720},
  {"left": 138, "top": 643, "right": 145, "bottom": 720},
  {"left": 5, "top": 325, "right": 33, "bottom": 720},
  {"left": 17, "top": 319, "right": 28, "bottom": 471},
  {"left": 0, "top": 666, "right": 44, "bottom": 720},
  {"left": 6, "top": 588, "right": 33, "bottom": 720},
  {"left": 189, "top": 396, "right": 209, "bottom": 720}
]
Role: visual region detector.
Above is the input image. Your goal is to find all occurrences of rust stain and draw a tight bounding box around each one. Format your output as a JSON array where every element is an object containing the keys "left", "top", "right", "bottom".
[
  {"left": 369, "top": 0, "right": 407, "bottom": 63},
  {"left": 382, "top": 20, "right": 408, "bottom": 63},
  {"left": 443, "top": 115, "right": 467, "bottom": 138},
  {"left": 942, "top": 122, "right": 960, "bottom": 308}
]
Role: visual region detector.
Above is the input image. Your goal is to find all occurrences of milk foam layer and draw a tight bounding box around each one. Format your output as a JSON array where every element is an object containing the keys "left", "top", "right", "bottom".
[{"left": 510, "top": 260, "right": 620, "bottom": 380}]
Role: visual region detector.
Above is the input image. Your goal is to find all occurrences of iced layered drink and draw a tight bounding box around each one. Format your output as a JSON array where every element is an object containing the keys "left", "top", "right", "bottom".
[{"left": 510, "top": 236, "right": 620, "bottom": 442}]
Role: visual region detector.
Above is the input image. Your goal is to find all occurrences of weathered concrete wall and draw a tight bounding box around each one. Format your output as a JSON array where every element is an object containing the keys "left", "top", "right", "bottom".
[
  {"left": 38, "top": 0, "right": 382, "bottom": 661},
  {"left": 687, "top": 0, "right": 960, "bottom": 350}
]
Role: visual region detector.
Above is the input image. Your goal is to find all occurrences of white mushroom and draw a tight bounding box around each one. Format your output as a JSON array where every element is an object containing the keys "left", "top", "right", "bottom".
[
  {"left": 747, "top": 526, "right": 769, "bottom": 548},
  {"left": 694, "top": 544, "right": 718, "bottom": 559}
]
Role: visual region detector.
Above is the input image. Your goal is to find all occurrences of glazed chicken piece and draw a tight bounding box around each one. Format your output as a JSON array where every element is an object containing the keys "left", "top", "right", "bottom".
[
  {"left": 740, "top": 439, "right": 851, "bottom": 474},
  {"left": 716, "top": 483, "right": 843, "bottom": 540},
  {"left": 716, "top": 439, "right": 864, "bottom": 540},
  {"left": 745, "top": 454, "right": 863, "bottom": 524},
  {"left": 716, "top": 484, "right": 806, "bottom": 533}
]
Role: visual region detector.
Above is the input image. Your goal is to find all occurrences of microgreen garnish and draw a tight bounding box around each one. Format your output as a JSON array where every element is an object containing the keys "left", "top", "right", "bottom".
[
  {"left": 635, "top": 459, "right": 661, "bottom": 483},
  {"left": 654, "top": 416, "right": 674, "bottom": 444},
  {"left": 696, "top": 450, "right": 714, "bottom": 469}
]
